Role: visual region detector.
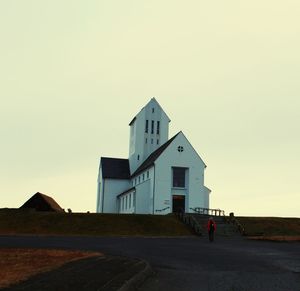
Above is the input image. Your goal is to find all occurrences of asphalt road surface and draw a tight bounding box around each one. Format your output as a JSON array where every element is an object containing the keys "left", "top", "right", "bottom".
[{"left": 0, "top": 235, "right": 299, "bottom": 291}]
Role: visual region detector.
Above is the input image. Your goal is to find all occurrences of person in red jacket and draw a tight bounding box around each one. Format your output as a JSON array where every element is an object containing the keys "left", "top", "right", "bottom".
[{"left": 207, "top": 217, "right": 216, "bottom": 242}]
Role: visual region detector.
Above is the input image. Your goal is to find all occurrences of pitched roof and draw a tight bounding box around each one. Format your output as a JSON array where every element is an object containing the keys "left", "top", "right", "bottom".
[
  {"left": 101, "top": 157, "right": 130, "bottom": 179},
  {"left": 20, "top": 192, "right": 64, "bottom": 212},
  {"left": 132, "top": 132, "right": 180, "bottom": 177},
  {"left": 117, "top": 187, "right": 136, "bottom": 198}
]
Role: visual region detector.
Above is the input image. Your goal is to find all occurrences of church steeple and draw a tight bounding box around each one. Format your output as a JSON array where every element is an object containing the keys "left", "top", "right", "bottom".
[{"left": 128, "top": 98, "right": 170, "bottom": 174}]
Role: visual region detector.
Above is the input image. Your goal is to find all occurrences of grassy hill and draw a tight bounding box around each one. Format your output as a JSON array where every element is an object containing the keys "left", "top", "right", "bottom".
[
  {"left": 0, "top": 209, "right": 192, "bottom": 236},
  {"left": 1, "top": 209, "right": 299, "bottom": 238},
  {"left": 237, "top": 216, "right": 300, "bottom": 237}
]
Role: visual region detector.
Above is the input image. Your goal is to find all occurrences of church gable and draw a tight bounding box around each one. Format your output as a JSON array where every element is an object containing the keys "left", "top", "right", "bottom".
[
  {"left": 131, "top": 132, "right": 180, "bottom": 177},
  {"left": 155, "top": 131, "right": 206, "bottom": 168}
]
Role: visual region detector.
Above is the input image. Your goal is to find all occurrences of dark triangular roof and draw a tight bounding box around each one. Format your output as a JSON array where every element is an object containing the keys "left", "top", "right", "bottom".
[
  {"left": 20, "top": 192, "right": 64, "bottom": 212},
  {"left": 101, "top": 157, "right": 130, "bottom": 179},
  {"left": 132, "top": 132, "right": 180, "bottom": 177}
]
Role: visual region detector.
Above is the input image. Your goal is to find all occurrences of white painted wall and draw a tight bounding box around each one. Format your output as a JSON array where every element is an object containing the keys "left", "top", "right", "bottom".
[
  {"left": 100, "top": 178, "right": 131, "bottom": 213},
  {"left": 135, "top": 179, "right": 151, "bottom": 214},
  {"left": 142, "top": 98, "right": 169, "bottom": 160},
  {"left": 96, "top": 165, "right": 102, "bottom": 212},
  {"left": 129, "top": 109, "right": 145, "bottom": 174},
  {"left": 203, "top": 186, "right": 211, "bottom": 209},
  {"left": 154, "top": 132, "right": 207, "bottom": 214},
  {"left": 119, "top": 189, "right": 136, "bottom": 214}
]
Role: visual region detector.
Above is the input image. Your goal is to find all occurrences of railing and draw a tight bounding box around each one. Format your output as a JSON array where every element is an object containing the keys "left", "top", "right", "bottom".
[
  {"left": 190, "top": 207, "right": 225, "bottom": 216},
  {"left": 155, "top": 206, "right": 170, "bottom": 213},
  {"left": 227, "top": 214, "right": 246, "bottom": 235},
  {"left": 175, "top": 212, "right": 202, "bottom": 235}
]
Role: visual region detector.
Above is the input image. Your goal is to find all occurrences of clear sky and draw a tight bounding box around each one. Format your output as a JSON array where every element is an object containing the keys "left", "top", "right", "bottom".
[{"left": 0, "top": 1, "right": 299, "bottom": 217}]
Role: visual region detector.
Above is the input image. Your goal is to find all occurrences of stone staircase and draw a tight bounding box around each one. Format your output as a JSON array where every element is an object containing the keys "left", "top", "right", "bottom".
[{"left": 178, "top": 213, "right": 242, "bottom": 238}]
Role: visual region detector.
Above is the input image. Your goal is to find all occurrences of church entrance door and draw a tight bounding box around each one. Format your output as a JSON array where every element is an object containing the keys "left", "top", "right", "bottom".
[{"left": 172, "top": 195, "right": 185, "bottom": 213}]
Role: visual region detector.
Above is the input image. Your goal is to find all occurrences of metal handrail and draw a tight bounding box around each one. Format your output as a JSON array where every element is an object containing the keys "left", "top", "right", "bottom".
[
  {"left": 155, "top": 206, "right": 170, "bottom": 213},
  {"left": 190, "top": 207, "right": 225, "bottom": 216}
]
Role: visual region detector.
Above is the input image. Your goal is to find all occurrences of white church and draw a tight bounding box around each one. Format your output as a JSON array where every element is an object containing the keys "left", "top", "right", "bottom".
[{"left": 96, "top": 98, "right": 211, "bottom": 215}]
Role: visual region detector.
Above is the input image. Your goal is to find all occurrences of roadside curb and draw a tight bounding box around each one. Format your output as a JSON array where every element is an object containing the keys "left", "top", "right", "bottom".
[{"left": 118, "top": 260, "right": 153, "bottom": 291}]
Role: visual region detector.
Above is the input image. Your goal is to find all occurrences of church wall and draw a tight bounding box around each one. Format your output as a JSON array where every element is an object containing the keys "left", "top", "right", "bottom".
[
  {"left": 129, "top": 98, "right": 170, "bottom": 174},
  {"left": 96, "top": 166, "right": 103, "bottom": 213},
  {"left": 135, "top": 179, "right": 151, "bottom": 214},
  {"left": 154, "top": 133, "right": 206, "bottom": 214},
  {"left": 101, "top": 179, "right": 131, "bottom": 213},
  {"left": 203, "top": 187, "right": 210, "bottom": 209},
  {"left": 129, "top": 110, "right": 146, "bottom": 174}
]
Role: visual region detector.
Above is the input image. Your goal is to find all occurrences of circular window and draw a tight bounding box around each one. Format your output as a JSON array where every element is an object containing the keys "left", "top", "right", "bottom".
[{"left": 177, "top": 146, "right": 184, "bottom": 152}]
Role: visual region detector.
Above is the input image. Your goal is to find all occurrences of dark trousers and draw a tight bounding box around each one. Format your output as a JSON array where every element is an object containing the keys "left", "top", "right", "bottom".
[{"left": 209, "top": 230, "right": 214, "bottom": 242}]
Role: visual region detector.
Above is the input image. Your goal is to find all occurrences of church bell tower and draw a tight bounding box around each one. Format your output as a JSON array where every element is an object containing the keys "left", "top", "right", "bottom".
[{"left": 128, "top": 98, "right": 171, "bottom": 174}]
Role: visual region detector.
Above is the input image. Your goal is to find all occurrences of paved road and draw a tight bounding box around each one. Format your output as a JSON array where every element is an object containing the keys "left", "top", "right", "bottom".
[{"left": 1, "top": 235, "right": 299, "bottom": 291}]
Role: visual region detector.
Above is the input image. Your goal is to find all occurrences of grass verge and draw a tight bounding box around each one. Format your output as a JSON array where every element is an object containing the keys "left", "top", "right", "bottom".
[
  {"left": 0, "top": 248, "right": 102, "bottom": 288},
  {"left": 237, "top": 216, "right": 300, "bottom": 239},
  {"left": 247, "top": 235, "right": 300, "bottom": 242},
  {"left": 0, "top": 209, "right": 192, "bottom": 236}
]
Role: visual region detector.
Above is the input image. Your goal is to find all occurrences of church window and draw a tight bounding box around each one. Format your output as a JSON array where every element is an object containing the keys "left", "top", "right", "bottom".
[
  {"left": 138, "top": 176, "right": 141, "bottom": 183},
  {"left": 143, "top": 173, "right": 145, "bottom": 181},
  {"left": 147, "top": 171, "right": 149, "bottom": 178},
  {"left": 151, "top": 120, "right": 154, "bottom": 134},
  {"left": 173, "top": 167, "right": 186, "bottom": 188},
  {"left": 157, "top": 139, "right": 159, "bottom": 145},
  {"left": 177, "top": 146, "right": 184, "bottom": 152},
  {"left": 152, "top": 108, "right": 155, "bottom": 113},
  {"left": 145, "top": 120, "right": 148, "bottom": 133},
  {"left": 137, "top": 155, "right": 140, "bottom": 160},
  {"left": 157, "top": 121, "right": 160, "bottom": 134}
]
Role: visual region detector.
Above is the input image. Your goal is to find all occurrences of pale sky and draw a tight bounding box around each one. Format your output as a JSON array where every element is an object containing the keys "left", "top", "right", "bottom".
[{"left": 0, "top": 1, "right": 299, "bottom": 217}]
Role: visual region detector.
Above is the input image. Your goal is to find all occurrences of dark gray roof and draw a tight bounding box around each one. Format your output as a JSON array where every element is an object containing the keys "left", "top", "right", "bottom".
[
  {"left": 129, "top": 117, "right": 136, "bottom": 126},
  {"left": 101, "top": 157, "right": 130, "bottom": 179},
  {"left": 117, "top": 187, "right": 136, "bottom": 198},
  {"left": 132, "top": 132, "right": 180, "bottom": 177}
]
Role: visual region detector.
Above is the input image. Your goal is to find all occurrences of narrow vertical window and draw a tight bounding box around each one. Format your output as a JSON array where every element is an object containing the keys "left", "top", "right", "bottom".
[
  {"left": 157, "top": 121, "right": 160, "bottom": 134},
  {"left": 151, "top": 120, "right": 154, "bottom": 134},
  {"left": 147, "top": 171, "right": 149, "bottom": 178},
  {"left": 173, "top": 167, "right": 186, "bottom": 188},
  {"left": 152, "top": 108, "right": 155, "bottom": 113},
  {"left": 157, "top": 139, "right": 159, "bottom": 145},
  {"left": 143, "top": 173, "right": 145, "bottom": 181},
  {"left": 129, "top": 194, "right": 131, "bottom": 208},
  {"left": 145, "top": 138, "right": 147, "bottom": 144},
  {"left": 138, "top": 176, "right": 141, "bottom": 183},
  {"left": 145, "top": 120, "right": 148, "bottom": 133},
  {"left": 151, "top": 138, "right": 153, "bottom": 144},
  {"left": 137, "top": 155, "right": 140, "bottom": 160}
]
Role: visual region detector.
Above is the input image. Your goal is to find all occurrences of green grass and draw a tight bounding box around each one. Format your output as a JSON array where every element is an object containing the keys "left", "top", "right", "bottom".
[
  {"left": 0, "top": 209, "right": 192, "bottom": 236},
  {"left": 237, "top": 216, "right": 300, "bottom": 236}
]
